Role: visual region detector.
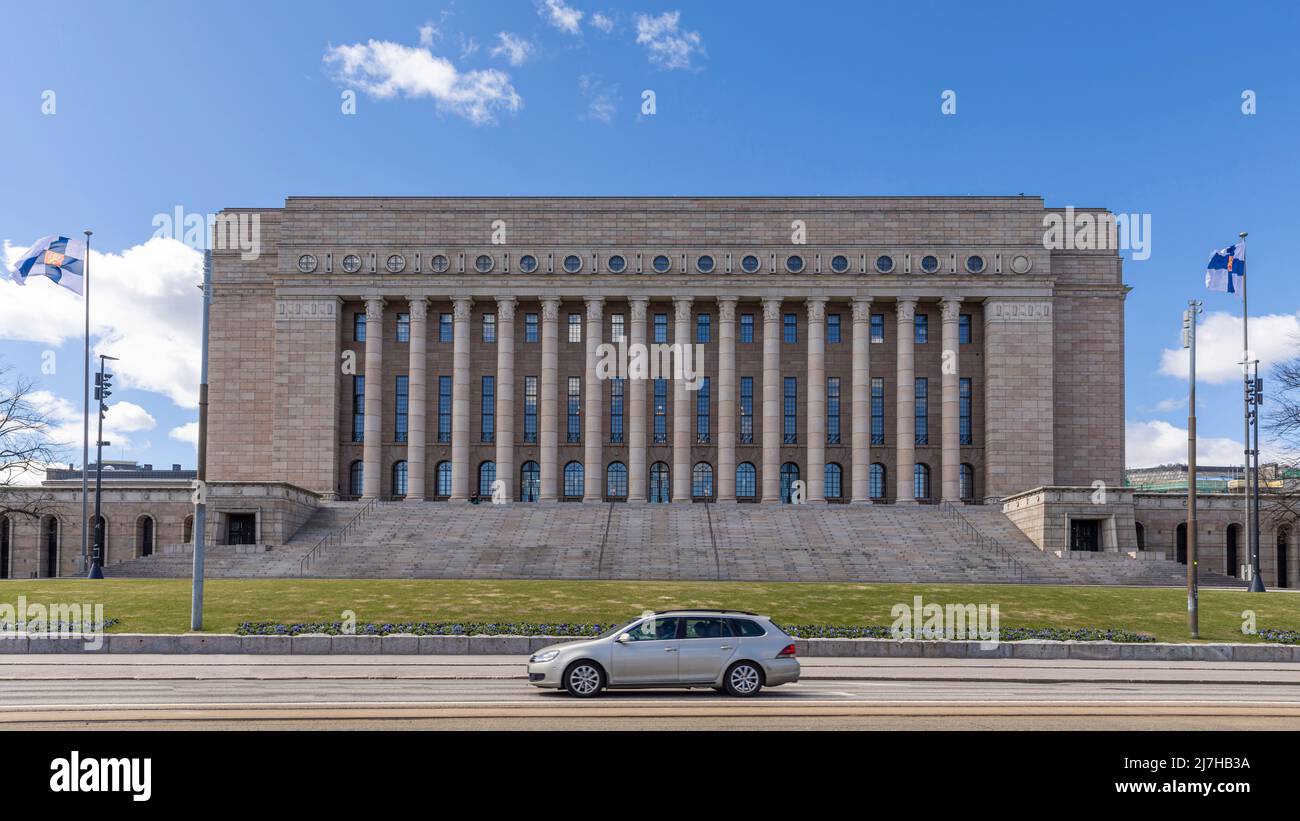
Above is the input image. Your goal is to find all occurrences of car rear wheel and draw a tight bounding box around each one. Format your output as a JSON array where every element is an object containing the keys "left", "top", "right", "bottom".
[
  {"left": 564, "top": 661, "right": 605, "bottom": 698},
  {"left": 724, "top": 661, "right": 763, "bottom": 697}
]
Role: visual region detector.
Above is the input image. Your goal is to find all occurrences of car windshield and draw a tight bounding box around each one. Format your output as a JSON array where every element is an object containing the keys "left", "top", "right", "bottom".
[{"left": 597, "top": 619, "right": 639, "bottom": 639}]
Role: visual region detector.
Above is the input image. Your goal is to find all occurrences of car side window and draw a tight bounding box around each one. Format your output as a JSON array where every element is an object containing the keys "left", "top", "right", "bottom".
[
  {"left": 683, "top": 618, "right": 731, "bottom": 639},
  {"left": 626, "top": 617, "right": 680, "bottom": 642},
  {"left": 729, "top": 619, "right": 767, "bottom": 638}
]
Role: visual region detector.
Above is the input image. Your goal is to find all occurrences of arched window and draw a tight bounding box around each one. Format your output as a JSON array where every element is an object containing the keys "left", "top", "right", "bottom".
[
  {"left": 1176, "top": 522, "right": 1187, "bottom": 564},
  {"left": 736, "top": 462, "right": 757, "bottom": 500},
  {"left": 1135, "top": 521, "right": 1146, "bottom": 551},
  {"left": 959, "top": 463, "right": 975, "bottom": 501},
  {"left": 824, "top": 463, "right": 843, "bottom": 500},
  {"left": 606, "top": 462, "right": 628, "bottom": 499},
  {"left": 392, "top": 460, "right": 408, "bottom": 498},
  {"left": 42, "top": 516, "right": 59, "bottom": 578},
  {"left": 348, "top": 461, "right": 364, "bottom": 497},
  {"left": 563, "top": 461, "right": 584, "bottom": 498},
  {"left": 478, "top": 461, "right": 497, "bottom": 498},
  {"left": 137, "top": 515, "right": 155, "bottom": 558},
  {"left": 520, "top": 461, "right": 540, "bottom": 502},
  {"left": 692, "top": 462, "right": 714, "bottom": 499},
  {"left": 869, "top": 463, "right": 886, "bottom": 500},
  {"left": 780, "top": 462, "right": 800, "bottom": 504},
  {"left": 183, "top": 515, "right": 194, "bottom": 545},
  {"left": 0, "top": 515, "right": 10, "bottom": 579},
  {"left": 649, "top": 462, "right": 670, "bottom": 503},
  {"left": 1278, "top": 527, "right": 1291, "bottom": 588},
  {"left": 436, "top": 461, "right": 452, "bottom": 498},
  {"left": 1226, "top": 523, "right": 1241, "bottom": 577},
  {"left": 913, "top": 463, "right": 931, "bottom": 501}
]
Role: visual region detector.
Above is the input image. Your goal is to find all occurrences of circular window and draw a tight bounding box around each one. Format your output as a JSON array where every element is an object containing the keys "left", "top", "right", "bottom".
[
  {"left": 786, "top": 255, "right": 804, "bottom": 273},
  {"left": 652, "top": 255, "right": 672, "bottom": 273},
  {"left": 875, "top": 255, "right": 895, "bottom": 273},
  {"left": 563, "top": 254, "right": 583, "bottom": 273},
  {"left": 297, "top": 254, "right": 317, "bottom": 273},
  {"left": 696, "top": 255, "right": 715, "bottom": 273},
  {"left": 965, "top": 255, "right": 986, "bottom": 274},
  {"left": 741, "top": 254, "right": 761, "bottom": 273},
  {"left": 430, "top": 254, "right": 450, "bottom": 273},
  {"left": 1010, "top": 254, "right": 1033, "bottom": 274},
  {"left": 386, "top": 254, "right": 405, "bottom": 273},
  {"left": 341, "top": 254, "right": 362, "bottom": 273},
  {"left": 475, "top": 254, "right": 494, "bottom": 273},
  {"left": 830, "top": 254, "right": 850, "bottom": 273},
  {"left": 518, "top": 254, "right": 537, "bottom": 273},
  {"left": 607, "top": 254, "right": 626, "bottom": 273},
  {"left": 920, "top": 255, "right": 940, "bottom": 273}
]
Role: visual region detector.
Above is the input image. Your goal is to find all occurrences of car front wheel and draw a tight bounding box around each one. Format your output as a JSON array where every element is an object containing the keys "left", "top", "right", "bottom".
[
  {"left": 724, "top": 661, "right": 763, "bottom": 697},
  {"left": 564, "top": 661, "right": 605, "bottom": 698}
]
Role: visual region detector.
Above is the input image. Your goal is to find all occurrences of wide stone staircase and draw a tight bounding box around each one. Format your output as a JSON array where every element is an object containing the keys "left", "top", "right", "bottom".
[{"left": 107, "top": 499, "right": 1245, "bottom": 587}]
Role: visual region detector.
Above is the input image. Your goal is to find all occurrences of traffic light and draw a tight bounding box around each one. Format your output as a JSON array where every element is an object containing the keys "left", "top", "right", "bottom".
[
  {"left": 94, "top": 371, "right": 113, "bottom": 401},
  {"left": 1254, "top": 377, "right": 1265, "bottom": 405}
]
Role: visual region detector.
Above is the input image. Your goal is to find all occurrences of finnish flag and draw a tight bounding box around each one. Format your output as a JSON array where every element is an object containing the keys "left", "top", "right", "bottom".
[
  {"left": 9, "top": 235, "right": 86, "bottom": 295},
  {"left": 1205, "top": 240, "right": 1246, "bottom": 294}
]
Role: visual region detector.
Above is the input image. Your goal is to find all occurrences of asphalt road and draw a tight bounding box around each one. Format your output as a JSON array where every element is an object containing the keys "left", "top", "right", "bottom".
[{"left": 2, "top": 655, "right": 1299, "bottom": 730}]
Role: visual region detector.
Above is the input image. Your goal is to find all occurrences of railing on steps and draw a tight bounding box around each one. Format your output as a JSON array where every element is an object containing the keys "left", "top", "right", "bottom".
[
  {"left": 299, "top": 498, "right": 388, "bottom": 575},
  {"left": 939, "top": 500, "right": 1026, "bottom": 580}
]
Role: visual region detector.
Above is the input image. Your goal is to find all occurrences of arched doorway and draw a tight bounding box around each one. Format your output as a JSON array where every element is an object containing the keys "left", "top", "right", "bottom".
[
  {"left": 43, "top": 516, "right": 59, "bottom": 578},
  {"left": 1226, "top": 523, "right": 1240, "bottom": 577},
  {"left": 137, "top": 515, "right": 155, "bottom": 558},
  {"left": 649, "top": 462, "right": 670, "bottom": 503},
  {"left": 0, "top": 516, "right": 10, "bottom": 579},
  {"left": 780, "top": 462, "right": 800, "bottom": 503},
  {"left": 520, "top": 461, "right": 540, "bottom": 502},
  {"left": 183, "top": 515, "right": 194, "bottom": 545},
  {"left": 1135, "top": 522, "right": 1146, "bottom": 551},
  {"left": 1278, "top": 527, "right": 1291, "bottom": 589},
  {"left": 1176, "top": 522, "right": 1187, "bottom": 564}
]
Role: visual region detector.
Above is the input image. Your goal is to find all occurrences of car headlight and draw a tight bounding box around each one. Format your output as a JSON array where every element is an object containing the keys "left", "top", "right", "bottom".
[{"left": 530, "top": 650, "right": 560, "bottom": 663}]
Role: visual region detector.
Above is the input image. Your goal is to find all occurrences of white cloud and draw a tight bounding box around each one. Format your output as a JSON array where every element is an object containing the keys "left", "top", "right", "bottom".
[
  {"left": 1159, "top": 310, "right": 1300, "bottom": 385},
  {"left": 590, "top": 12, "right": 614, "bottom": 33},
  {"left": 2, "top": 236, "right": 203, "bottom": 410},
  {"left": 459, "top": 34, "right": 480, "bottom": 59},
  {"left": 169, "top": 420, "right": 198, "bottom": 448},
  {"left": 578, "top": 74, "right": 617, "bottom": 124},
  {"left": 635, "top": 11, "right": 705, "bottom": 70},
  {"left": 539, "top": 0, "right": 584, "bottom": 34},
  {"left": 490, "top": 32, "right": 535, "bottom": 66},
  {"left": 27, "top": 390, "right": 156, "bottom": 457},
  {"left": 418, "top": 23, "right": 439, "bottom": 48},
  {"left": 1126, "top": 420, "right": 1243, "bottom": 468},
  {"left": 324, "top": 36, "right": 521, "bottom": 126}
]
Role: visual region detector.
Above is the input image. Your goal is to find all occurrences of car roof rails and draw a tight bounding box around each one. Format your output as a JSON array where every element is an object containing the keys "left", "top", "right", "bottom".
[{"left": 652, "top": 608, "right": 759, "bottom": 616}]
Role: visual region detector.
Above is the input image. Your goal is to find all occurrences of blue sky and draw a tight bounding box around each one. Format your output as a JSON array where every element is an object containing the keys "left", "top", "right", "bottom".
[{"left": 1, "top": 0, "right": 1297, "bottom": 474}]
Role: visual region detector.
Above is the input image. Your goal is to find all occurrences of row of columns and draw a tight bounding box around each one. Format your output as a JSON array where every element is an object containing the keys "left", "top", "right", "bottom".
[{"left": 360, "top": 294, "right": 966, "bottom": 503}]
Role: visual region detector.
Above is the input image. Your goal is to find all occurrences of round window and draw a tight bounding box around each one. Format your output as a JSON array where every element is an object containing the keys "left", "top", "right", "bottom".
[
  {"left": 875, "top": 255, "right": 894, "bottom": 273},
  {"left": 830, "top": 254, "right": 849, "bottom": 273},
  {"left": 386, "top": 254, "right": 405, "bottom": 273},
  {"left": 430, "top": 254, "right": 450, "bottom": 273},
  {"left": 652, "top": 255, "right": 672, "bottom": 273},
  {"left": 563, "top": 254, "right": 583, "bottom": 273},
  {"left": 696, "top": 255, "right": 715, "bottom": 273},
  {"left": 607, "top": 254, "right": 626, "bottom": 273},
  {"left": 341, "top": 254, "right": 361, "bottom": 273},
  {"left": 475, "top": 254, "right": 494, "bottom": 273},
  {"left": 297, "top": 254, "right": 317, "bottom": 273},
  {"left": 786, "top": 255, "right": 804, "bottom": 273},
  {"left": 920, "top": 255, "right": 940, "bottom": 273},
  {"left": 741, "top": 254, "right": 761, "bottom": 273},
  {"left": 965, "top": 255, "right": 986, "bottom": 274}
]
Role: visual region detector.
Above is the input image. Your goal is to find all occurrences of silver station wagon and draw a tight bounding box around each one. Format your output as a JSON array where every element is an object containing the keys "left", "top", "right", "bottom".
[{"left": 527, "top": 610, "right": 800, "bottom": 697}]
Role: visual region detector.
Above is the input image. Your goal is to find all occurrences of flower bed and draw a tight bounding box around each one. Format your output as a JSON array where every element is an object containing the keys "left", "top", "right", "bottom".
[{"left": 1259, "top": 628, "right": 1300, "bottom": 645}]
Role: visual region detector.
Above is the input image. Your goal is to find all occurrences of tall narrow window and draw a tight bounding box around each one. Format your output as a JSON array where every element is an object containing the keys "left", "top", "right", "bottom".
[
  {"left": 783, "top": 377, "right": 798, "bottom": 444},
  {"left": 871, "top": 313, "right": 885, "bottom": 343},
  {"left": 523, "top": 376, "right": 538, "bottom": 443},
  {"left": 740, "top": 313, "right": 754, "bottom": 344},
  {"left": 869, "top": 463, "right": 886, "bottom": 500},
  {"left": 696, "top": 376, "right": 710, "bottom": 443},
  {"left": 610, "top": 378, "right": 625, "bottom": 443},
  {"left": 525, "top": 312, "right": 539, "bottom": 343},
  {"left": 959, "top": 377, "right": 973, "bottom": 445},
  {"left": 654, "top": 313, "right": 668, "bottom": 344},
  {"left": 392, "top": 461, "right": 408, "bottom": 497},
  {"left": 871, "top": 377, "right": 884, "bottom": 445},
  {"left": 354, "top": 312, "right": 367, "bottom": 342},
  {"left": 826, "top": 376, "right": 841, "bottom": 444},
  {"left": 824, "top": 463, "right": 843, "bottom": 500},
  {"left": 610, "top": 313, "right": 625, "bottom": 343},
  {"left": 481, "top": 375, "right": 495, "bottom": 443},
  {"left": 696, "top": 314, "right": 711, "bottom": 343},
  {"left": 915, "top": 378, "right": 928, "bottom": 445},
  {"left": 439, "top": 313, "right": 452, "bottom": 343},
  {"left": 438, "top": 376, "right": 452, "bottom": 443},
  {"left": 959, "top": 314, "right": 972, "bottom": 344},
  {"left": 567, "top": 377, "right": 581, "bottom": 443},
  {"left": 396, "top": 312, "right": 410, "bottom": 343},
  {"left": 395, "top": 375, "right": 409, "bottom": 442},
  {"left": 482, "top": 313, "right": 496, "bottom": 343},
  {"left": 739, "top": 376, "right": 754, "bottom": 444},
  {"left": 736, "top": 463, "right": 757, "bottom": 499},
  {"left": 653, "top": 379, "right": 668, "bottom": 443},
  {"left": 914, "top": 314, "right": 929, "bottom": 344},
  {"left": 783, "top": 313, "right": 797, "bottom": 344},
  {"left": 568, "top": 313, "right": 582, "bottom": 343},
  {"left": 914, "top": 463, "right": 931, "bottom": 500},
  {"left": 960, "top": 463, "right": 975, "bottom": 501},
  {"left": 352, "top": 375, "right": 365, "bottom": 442},
  {"left": 827, "top": 313, "right": 841, "bottom": 344}
]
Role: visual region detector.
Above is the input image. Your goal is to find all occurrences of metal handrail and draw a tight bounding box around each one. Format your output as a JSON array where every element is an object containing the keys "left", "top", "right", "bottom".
[
  {"left": 299, "top": 497, "right": 383, "bottom": 575},
  {"left": 940, "top": 500, "right": 1025, "bottom": 579}
]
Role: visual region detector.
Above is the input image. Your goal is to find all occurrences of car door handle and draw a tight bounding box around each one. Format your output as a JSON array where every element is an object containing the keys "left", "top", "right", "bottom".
[
  {"left": 720, "top": 645, "right": 733, "bottom": 651},
  {"left": 664, "top": 647, "right": 677, "bottom": 652}
]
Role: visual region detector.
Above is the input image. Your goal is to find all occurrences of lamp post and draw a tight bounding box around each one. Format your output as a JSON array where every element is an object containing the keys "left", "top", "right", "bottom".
[
  {"left": 88, "top": 353, "right": 118, "bottom": 579},
  {"left": 1248, "top": 360, "right": 1266, "bottom": 592},
  {"left": 1183, "top": 300, "right": 1202, "bottom": 636}
]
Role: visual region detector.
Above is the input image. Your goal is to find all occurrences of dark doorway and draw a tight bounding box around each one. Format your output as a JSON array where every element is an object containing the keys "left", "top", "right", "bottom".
[
  {"left": 1176, "top": 523, "right": 1187, "bottom": 564},
  {"left": 227, "top": 513, "right": 256, "bottom": 545},
  {"left": 44, "top": 517, "right": 59, "bottom": 577},
  {"left": 1069, "top": 519, "right": 1100, "bottom": 552},
  {"left": 1278, "top": 528, "right": 1290, "bottom": 589},
  {"left": 0, "top": 516, "right": 9, "bottom": 579},
  {"left": 1135, "top": 522, "right": 1146, "bottom": 551},
  {"left": 1226, "top": 524, "right": 1240, "bottom": 577},
  {"left": 139, "top": 516, "right": 154, "bottom": 557}
]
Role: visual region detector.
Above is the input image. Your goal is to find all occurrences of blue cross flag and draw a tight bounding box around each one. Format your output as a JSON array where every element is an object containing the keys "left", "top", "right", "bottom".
[
  {"left": 1205, "top": 240, "right": 1246, "bottom": 294},
  {"left": 10, "top": 235, "right": 86, "bottom": 295}
]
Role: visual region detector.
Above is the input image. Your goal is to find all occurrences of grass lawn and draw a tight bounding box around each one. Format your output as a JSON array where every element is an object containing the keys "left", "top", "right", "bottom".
[{"left": 2, "top": 578, "right": 1298, "bottom": 643}]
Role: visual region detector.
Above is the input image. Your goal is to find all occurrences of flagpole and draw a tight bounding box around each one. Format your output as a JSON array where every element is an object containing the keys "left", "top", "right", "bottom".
[{"left": 81, "top": 230, "right": 91, "bottom": 576}]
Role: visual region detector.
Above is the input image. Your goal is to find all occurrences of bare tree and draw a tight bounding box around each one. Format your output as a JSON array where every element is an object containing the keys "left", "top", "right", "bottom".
[
  {"left": 1263, "top": 334, "right": 1300, "bottom": 528},
  {"left": 0, "top": 362, "right": 60, "bottom": 520}
]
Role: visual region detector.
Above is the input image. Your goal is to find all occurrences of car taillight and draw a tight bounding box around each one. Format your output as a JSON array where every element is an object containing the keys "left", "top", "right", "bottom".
[{"left": 777, "top": 643, "right": 797, "bottom": 658}]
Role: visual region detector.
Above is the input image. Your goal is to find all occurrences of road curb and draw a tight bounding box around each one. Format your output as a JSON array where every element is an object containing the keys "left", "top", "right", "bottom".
[{"left": 2, "top": 634, "right": 1298, "bottom": 661}]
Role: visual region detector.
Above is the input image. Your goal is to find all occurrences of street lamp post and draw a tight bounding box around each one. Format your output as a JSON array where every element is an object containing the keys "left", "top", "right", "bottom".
[{"left": 87, "top": 353, "right": 118, "bottom": 580}]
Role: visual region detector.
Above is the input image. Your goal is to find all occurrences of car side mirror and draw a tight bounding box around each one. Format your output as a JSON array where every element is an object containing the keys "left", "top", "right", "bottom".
[{"left": 616, "top": 633, "right": 632, "bottom": 644}]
